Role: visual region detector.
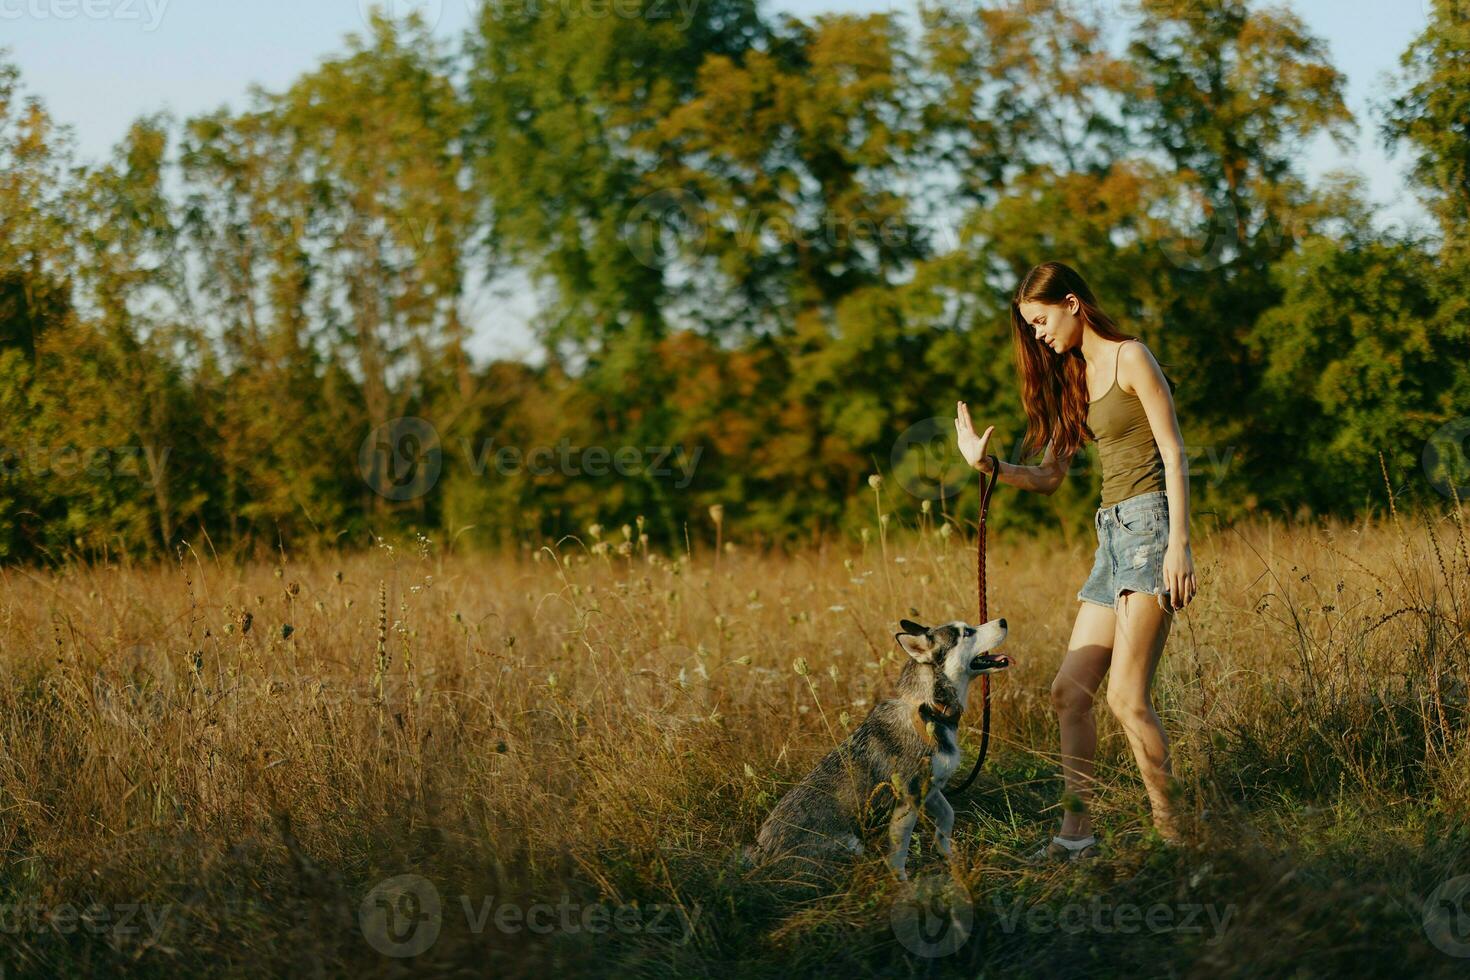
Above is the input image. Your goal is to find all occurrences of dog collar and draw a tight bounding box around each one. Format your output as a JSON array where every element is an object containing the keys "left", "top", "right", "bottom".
[
  {"left": 913, "top": 701, "right": 962, "bottom": 747},
  {"left": 919, "top": 701, "right": 962, "bottom": 725}
]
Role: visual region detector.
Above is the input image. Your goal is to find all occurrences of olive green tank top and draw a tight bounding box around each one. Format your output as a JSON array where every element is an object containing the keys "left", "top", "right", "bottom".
[{"left": 1087, "top": 339, "right": 1167, "bottom": 508}]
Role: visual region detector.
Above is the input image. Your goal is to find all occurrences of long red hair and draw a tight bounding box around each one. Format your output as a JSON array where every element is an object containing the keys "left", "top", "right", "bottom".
[{"left": 1009, "top": 261, "right": 1138, "bottom": 463}]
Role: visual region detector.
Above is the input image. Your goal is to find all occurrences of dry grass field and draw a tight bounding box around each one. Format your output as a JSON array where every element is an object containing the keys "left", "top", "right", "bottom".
[{"left": 1, "top": 494, "right": 1468, "bottom": 978}]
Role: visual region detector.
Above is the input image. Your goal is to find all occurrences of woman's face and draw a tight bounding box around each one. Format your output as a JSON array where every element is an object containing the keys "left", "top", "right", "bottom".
[{"left": 1018, "top": 295, "right": 1082, "bottom": 354}]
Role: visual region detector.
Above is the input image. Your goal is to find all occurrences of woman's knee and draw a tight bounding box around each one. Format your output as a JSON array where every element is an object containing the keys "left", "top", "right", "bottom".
[
  {"left": 1105, "top": 686, "right": 1154, "bottom": 728},
  {"left": 1050, "top": 675, "right": 1094, "bottom": 718}
]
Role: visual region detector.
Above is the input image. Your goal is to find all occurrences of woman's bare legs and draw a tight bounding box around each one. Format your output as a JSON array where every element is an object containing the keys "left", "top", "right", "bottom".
[
  {"left": 1106, "top": 590, "right": 1179, "bottom": 840},
  {"left": 1049, "top": 601, "right": 1116, "bottom": 838}
]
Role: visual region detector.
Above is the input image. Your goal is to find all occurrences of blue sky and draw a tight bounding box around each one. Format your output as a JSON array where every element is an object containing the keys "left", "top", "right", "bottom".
[
  {"left": 2, "top": 0, "right": 1432, "bottom": 216},
  {"left": 0, "top": 0, "right": 1437, "bottom": 356}
]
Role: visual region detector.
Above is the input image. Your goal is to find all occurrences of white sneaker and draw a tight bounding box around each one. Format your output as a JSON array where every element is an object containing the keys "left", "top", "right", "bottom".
[{"left": 1026, "top": 834, "right": 1099, "bottom": 864}]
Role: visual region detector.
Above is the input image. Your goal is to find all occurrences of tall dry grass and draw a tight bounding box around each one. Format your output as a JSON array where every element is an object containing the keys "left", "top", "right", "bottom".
[{"left": 0, "top": 494, "right": 1466, "bottom": 977}]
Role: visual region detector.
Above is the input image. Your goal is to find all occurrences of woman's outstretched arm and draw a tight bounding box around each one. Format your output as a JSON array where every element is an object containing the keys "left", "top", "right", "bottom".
[{"left": 955, "top": 402, "right": 1072, "bottom": 495}]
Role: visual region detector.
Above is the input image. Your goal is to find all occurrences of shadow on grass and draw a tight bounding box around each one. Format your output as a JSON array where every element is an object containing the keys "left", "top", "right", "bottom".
[{"left": 2, "top": 751, "right": 1468, "bottom": 978}]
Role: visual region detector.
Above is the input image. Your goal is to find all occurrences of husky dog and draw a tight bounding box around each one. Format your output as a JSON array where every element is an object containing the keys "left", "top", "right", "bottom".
[{"left": 747, "top": 618, "right": 1011, "bottom": 883}]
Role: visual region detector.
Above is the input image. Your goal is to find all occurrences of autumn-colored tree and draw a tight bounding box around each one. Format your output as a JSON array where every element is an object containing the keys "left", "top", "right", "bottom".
[
  {"left": 178, "top": 14, "right": 478, "bottom": 547},
  {"left": 1, "top": 1, "right": 1467, "bottom": 563}
]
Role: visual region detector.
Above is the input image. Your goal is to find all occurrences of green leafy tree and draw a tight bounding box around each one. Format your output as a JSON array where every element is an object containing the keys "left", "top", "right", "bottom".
[
  {"left": 179, "top": 14, "right": 477, "bottom": 546},
  {"left": 1249, "top": 209, "right": 1463, "bottom": 512},
  {"left": 1383, "top": 0, "right": 1470, "bottom": 267},
  {"left": 0, "top": 57, "right": 72, "bottom": 361},
  {"left": 466, "top": 0, "right": 764, "bottom": 350}
]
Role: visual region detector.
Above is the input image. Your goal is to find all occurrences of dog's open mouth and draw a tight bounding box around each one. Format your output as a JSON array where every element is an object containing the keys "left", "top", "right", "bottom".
[{"left": 969, "top": 653, "right": 1012, "bottom": 672}]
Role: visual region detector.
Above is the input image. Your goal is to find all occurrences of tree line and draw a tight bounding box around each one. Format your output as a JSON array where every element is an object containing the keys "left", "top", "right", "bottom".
[{"left": 1, "top": 0, "right": 1467, "bottom": 563}]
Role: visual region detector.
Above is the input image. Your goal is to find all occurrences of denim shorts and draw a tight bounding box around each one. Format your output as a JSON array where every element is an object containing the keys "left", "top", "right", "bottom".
[{"left": 1076, "top": 490, "right": 1175, "bottom": 613}]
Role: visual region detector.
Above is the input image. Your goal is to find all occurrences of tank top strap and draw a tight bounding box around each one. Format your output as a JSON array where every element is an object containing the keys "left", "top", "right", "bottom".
[{"left": 1113, "top": 339, "right": 1132, "bottom": 392}]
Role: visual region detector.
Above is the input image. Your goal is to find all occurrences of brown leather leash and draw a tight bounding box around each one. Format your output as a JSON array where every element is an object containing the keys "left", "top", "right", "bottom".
[{"left": 951, "top": 451, "right": 1000, "bottom": 794}]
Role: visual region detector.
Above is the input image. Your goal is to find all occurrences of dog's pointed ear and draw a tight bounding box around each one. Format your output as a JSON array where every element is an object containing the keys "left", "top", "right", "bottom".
[
  {"left": 898, "top": 619, "right": 927, "bottom": 635},
  {"left": 896, "top": 631, "right": 935, "bottom": 663}
]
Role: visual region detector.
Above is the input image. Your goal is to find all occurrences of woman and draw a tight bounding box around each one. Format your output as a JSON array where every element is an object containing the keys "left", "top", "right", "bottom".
[{"left": 953, "top": 261, "right": 1197, "bottom": 860}]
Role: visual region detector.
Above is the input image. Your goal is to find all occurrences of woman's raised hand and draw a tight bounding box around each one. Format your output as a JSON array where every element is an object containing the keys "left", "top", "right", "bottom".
[{"left": 954, "top": 401, "right": 995, "bottom": 473}]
